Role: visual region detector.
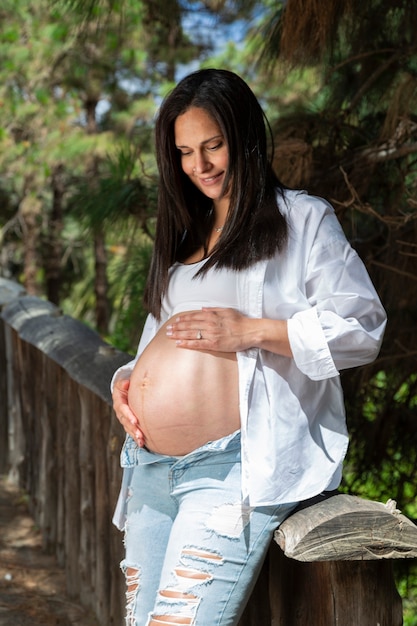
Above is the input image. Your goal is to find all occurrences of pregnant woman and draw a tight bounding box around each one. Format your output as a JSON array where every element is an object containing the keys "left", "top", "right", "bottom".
[{"left": 112, "top": 68, "right": 387, "bottom": 626}]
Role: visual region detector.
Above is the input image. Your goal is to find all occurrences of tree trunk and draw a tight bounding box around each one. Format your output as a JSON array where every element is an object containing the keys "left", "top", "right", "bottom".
[
  {"left": 20, "top": 193, "right": 42, "bottom": 296},
  {"left": 94, "top": 227, "right": 110, "bottom": 336},
  {"left": 83, "top": 96, "right": 110, "bottom": 335},
  {"left": 45, "top": 164, "right": 65, "bottom": 305}
]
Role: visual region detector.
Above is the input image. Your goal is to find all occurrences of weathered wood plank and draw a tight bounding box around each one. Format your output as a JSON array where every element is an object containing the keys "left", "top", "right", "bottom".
[
  {"left": 268, "top": 542, "right": 403, "bottom": 626},
  {"left": 275, "top": 493, "right": 417, "bottom": 561},
  {"left": 1, "top": 294, "right": 131, "bottom": 404}
]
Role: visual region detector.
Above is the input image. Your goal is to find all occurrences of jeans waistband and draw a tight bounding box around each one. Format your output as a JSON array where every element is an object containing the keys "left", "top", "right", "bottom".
[{"left": 121, "top": 429, "right": 241, "bottom": 468}]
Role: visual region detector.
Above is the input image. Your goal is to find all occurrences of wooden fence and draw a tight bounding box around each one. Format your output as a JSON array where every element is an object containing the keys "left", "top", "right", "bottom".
[
  {"left": 1, "top": 277, "right": 417, "bottom": 626},
  {"left": 0, "top": 278, "right": 130, "bottom": 624}
]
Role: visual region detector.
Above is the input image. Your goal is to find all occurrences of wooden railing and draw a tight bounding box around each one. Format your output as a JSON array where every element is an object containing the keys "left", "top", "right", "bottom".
[
  {"left": 1, "top": 277, "right": 417, "bottom": 626},
  {"left": 0, "top": 278, "right": 130, "bottom": 625}
]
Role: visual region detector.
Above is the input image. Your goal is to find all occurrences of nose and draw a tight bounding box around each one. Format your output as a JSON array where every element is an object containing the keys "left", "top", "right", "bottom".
[{"left": 193, "top": 150, "right": 211, "bottom": 174}]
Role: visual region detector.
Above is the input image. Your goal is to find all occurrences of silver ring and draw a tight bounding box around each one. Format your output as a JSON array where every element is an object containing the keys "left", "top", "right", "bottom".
[{"left": 197, "top": 330, "right": 203, "bottom": 340}]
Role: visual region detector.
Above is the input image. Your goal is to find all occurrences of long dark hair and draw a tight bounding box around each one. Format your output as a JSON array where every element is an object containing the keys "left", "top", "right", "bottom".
[{"left": 144, "top": 68, "right": 288, "bottom": 319}]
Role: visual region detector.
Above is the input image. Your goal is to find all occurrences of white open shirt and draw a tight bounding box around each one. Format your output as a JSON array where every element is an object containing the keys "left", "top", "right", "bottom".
[{"left": 112, "top": 190, "right": 387, "bottom": 528}]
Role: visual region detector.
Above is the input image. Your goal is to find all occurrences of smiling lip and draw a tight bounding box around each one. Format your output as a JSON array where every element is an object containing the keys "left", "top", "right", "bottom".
[{"left": 199, "top": 172, "right": 223, "bottom": 186}]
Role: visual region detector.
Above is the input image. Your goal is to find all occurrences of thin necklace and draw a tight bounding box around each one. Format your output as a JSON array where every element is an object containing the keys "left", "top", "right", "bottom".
[{"left": 215, "top": 225, "right": 224, "bottom": 233}]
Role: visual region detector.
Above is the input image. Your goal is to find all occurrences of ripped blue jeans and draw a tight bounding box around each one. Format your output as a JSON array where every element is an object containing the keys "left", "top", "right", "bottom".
[{"left": 122, "top": 431, "right": 298, "bottom": 626}]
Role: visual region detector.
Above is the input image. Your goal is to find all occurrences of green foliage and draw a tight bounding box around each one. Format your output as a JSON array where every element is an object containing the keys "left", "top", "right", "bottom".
[
  {"left": 397, "top": 564, "right": 417, "bottom": 626},
  {"left": 342, "top": 369, "right": 417, "bottom": 517},
  {"left": 0, "top": 0, "right": 192, "bottom": 315},
  {"left": 107, "top": 232, "right": 154, "bottom": 352}
]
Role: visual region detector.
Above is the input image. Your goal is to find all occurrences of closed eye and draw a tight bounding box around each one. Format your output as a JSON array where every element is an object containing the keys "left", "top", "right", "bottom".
[
  {"left": 176, "top": 135, "right": 225, "bottom": 156},
  {"left": 208, "top": 141, "right": 223, "bottom": 151},
  {"left": 177, "top": 143, "right": 223, "bottom": 157}
]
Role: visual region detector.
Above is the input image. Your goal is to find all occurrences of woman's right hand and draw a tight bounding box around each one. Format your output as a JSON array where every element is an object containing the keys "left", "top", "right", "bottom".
[{"left": 112, "top": 379, "right": 145, "bottom": 447}]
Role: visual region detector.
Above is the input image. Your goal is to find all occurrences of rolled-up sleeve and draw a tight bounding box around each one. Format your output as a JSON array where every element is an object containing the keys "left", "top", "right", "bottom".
[
  {"left": 287, "top": 201, "right": 386, "bottom": 380},
  {"left": 287, "top": 306, "right": 339, "bottom": 380}
]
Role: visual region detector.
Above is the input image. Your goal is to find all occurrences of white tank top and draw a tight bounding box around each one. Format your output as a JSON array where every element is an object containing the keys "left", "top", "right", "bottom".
[{"left": 162, "top": 258, "right": 239, "bottom": 318}]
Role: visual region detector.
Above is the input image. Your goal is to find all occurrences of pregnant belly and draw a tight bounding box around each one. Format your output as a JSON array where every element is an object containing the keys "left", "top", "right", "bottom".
[{"left": 128, "top": 315, "right": 240, "bottom": 455}]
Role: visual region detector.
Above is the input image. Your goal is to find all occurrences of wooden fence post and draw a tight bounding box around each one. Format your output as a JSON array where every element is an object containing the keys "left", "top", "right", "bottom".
[
  {"left": 0, "top": 280, "right": 26, "bottom": 476},
  {"left": 238, "top": 494, "right": 417, "bottom": 626}
]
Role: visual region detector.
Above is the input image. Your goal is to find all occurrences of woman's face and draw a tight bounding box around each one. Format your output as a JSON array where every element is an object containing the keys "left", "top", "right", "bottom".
[{"left": 174, "top": 106, "right": 230, "bottom": 209}]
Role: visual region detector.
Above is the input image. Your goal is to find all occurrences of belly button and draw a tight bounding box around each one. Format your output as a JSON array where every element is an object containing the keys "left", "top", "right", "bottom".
[{"left": 140, "top": 372, "right": 150, "bottom": 388}]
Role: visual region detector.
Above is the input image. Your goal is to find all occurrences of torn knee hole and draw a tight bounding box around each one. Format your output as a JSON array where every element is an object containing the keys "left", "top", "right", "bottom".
[
  {"left": 149, "top": 618, "right": 193, "bottom": 625},
  {"left": 206, "top": 502, "right": 253, "bottom": 538},
  {"left": 181, "top": 548, "right": 223, "bottom": 562},
  {"left": 152, "top": 578, "right": 201, "bottom": 625},
  {"left": 121, "top": 565, "right": 141, "bottom": 626},
  {"left": 126, "top": 566, "right": 140, "bottom": 591},
  {"left": 125, "top": 566, "right": 140, "bottom": 617},
  {"left": 159, "top": 590, "right": 198, "bottom": 600},
  {"left": 174, "top": 567, "right": 212, "bottom": 581}
]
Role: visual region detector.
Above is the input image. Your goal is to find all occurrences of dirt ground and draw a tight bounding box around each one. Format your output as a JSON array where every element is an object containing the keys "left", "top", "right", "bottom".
[{"left": 0, "top": 475, "right": 99, "bottom": 626}]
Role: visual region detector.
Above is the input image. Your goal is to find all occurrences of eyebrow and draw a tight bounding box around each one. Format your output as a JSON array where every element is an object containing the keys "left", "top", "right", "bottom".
[{"left": 175, "top": 134, "right": 223, "bottom": 149}]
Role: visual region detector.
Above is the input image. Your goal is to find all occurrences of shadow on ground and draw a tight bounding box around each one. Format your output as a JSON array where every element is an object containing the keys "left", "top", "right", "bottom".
[{"left": 0, "top": 475, "right": 99, "bottom": 626}]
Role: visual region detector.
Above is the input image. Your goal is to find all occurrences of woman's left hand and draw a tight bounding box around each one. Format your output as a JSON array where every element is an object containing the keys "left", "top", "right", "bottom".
[
  {"left": 166, "top": 307, "right": 258, "bottom": 353},
  {"left": 166, "top": 307, "right": 292, "bottom": 357}
]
